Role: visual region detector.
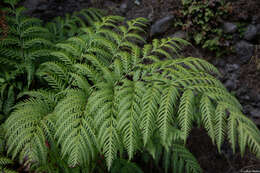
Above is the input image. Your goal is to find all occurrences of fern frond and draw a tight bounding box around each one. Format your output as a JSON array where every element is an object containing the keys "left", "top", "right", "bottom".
[
  {"left": 89, "top": 83, "right": 120, "bottom": 169},
  {"left": 0, "top": 156, "right": 17, "bottom": 173},
  {"left": 55, "top": 89, "right": 97, "bottom": 167},
  {"left": 140, "top": 84, "right": 161, "bottom": 145},
  {"left": 214, "top": 103, "right": 227, "bottom": 153},
  {"left": 4, "top": 98, "right": 54, "bottom": 165},
  {"left": 177, "top": 89, "right": 194, "bottom": 144},
  {"left": 157, "top": 86, "right": 179, "bottom": 147},
  {"left": 200, "top": 95, "right": 216, "bottom": 143},
  {"left": 111, "top": 158, "right": 143, "bottom": 173},
  {"left": 172, "top": 144, "right": 202, "bottom": 173},
  {"left": 118, "top": 80, "right": 144, "bottom": 159}
]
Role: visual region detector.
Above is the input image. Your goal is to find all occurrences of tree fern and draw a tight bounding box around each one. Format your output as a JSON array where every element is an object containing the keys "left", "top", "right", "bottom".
[{"left": 3, "top": 12, "right": 260, "bottom": 173}]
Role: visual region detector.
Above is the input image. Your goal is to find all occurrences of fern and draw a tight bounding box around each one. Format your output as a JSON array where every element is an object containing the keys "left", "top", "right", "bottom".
[
  {"left": 111, "top": 158, "right": 143, "bottom": 173},
  {"left": 0, "top": 4, "right": 54, "bottom": 114},
  {"left": 3, "top": 12, "right": 260, "bottom": 173},
  {"left": 46, "top": 8, "right": 104, "bottom": 42},
  {"left": 0, "top": 157, "right": 17, "bottom": 173}
]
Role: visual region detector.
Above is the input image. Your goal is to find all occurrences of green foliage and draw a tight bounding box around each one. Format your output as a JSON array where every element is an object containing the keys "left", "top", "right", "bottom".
[
  {"left": 0, "top": 5, "right": 53, "bottom": 99},
  {"left": 0, "top": 125, "right": 17, "bottom": 173},
  {"left": 111, "top": 158, "right": 143, "bottom": 173},
  {"left": 46, "top": 8, "right": 104, "bottom": 42},
  {"left": 163, "top": 144, "right": 202, "bottom": 173},
  {"left": 175, "top": 0, "right": 232, "bottom": 56},
  {"left": 0, "top": 157, "right": 17, "bottom": 173},
  {"left": 1, "top": 4, "right": 260, "bottom": 173},
  {"left": 0, "top": 4, "right": 54, "bottom": 125}
]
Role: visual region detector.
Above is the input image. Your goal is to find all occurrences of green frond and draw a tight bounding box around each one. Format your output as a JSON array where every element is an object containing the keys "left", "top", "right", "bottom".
[
  {"left": 70, "top": 72, "right": 91, "bottom": 94},
  {"left": 140, "top": 84, "right": 161, "bottom": 145},
  {"left": 214, "top": 104, "right": 227, "bottom": 153},
  {"left": 37, "top": 61, "right": 69, "bottom": 90},
  {"left": 18, "top": 89, "right": 58, "bottom": 105},
  {"left": 111, "top": 158, "right": 143, "bottom": 173},
  {"left": 50, "top": 51, "right": 75, "bottom": 65},
  {"left": 73, "top": 63, "right": 103, "bottom": 84},
  {"left": 0, "top": 157, "right": 13, "bottom": 165},
  {"left": 89, "top": 83, "right": 120, "bottom": 169},
  {"left": 4, "top": 98, "right": 54, "bottom": 164},
  {"left": 55, "top": 89, "right": 97, "bottom": 167},
  {"left": 240, "top": 122, "right": 260, "bottom": 158},
  {"left": 177, "top": 89, "right": 194, "bottom": 144},
  {"left": 0, "top": 157, "right": 17, "bottom": 173},
  {"left": 21, "top": 26, "right": 49, "bottom": 38},
  {"left": 118, "top": 80, "right": 144, "bottom": 159},
  {"left": 200, "top": 95, "right": 216, "bottom": 143},
  {"left": 83, "top": 54, "right": 114, "bottom": 82},
  {"left": 172, "top": 144, "right": 202, "bottom": 173},
  {"left": 230, "top": 112, "right": 260, "bottom": 158},
  {"left": 157, "top": 86, "right": 179, "bottom": 147},
  {"left": 56, "top": 43, "right": 80, "bottom": 57},
  {"left": 228, "top": 114, "right": 237, "bottom": 154},
  {"left": 24, "top": 38, "right": 53, "bottom": 49}
]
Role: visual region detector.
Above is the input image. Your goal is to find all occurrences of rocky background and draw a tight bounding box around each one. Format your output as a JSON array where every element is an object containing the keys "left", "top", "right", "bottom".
[{"left": 6, "top": 0, "right": 260, "bottom": 172}]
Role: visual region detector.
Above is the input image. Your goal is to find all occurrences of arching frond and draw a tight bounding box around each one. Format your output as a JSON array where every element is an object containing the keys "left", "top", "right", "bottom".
[
  {"left": 177, "top": 89, "right": 195, "bottom": 144},
  {"left": 55, "top": 89, "right": 97, "bottom": 167},
  {"left": 117, "top": 80, "right": 144, "bottom": 159},
  {"left": 4, "top": 98, "right": 54, "bottom": 166},
  {"left": 140, "top": 84, "right": 161, "bottom": 145}
]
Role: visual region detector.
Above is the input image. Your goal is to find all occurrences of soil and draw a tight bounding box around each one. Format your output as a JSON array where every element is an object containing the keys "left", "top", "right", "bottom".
[{"left": 3, "top": 0, "right": 260, "bottom": 172}]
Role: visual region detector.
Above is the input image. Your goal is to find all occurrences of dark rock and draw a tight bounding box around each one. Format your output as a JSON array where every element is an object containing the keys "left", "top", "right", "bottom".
[
  {"left": 225, "top": 64, "right": 240, "bottom": 73},
  {"left": 234, "top": 40, "right": 254, "bottom": 64},
  {"left": 134, "top": 0, "right": 141, "bottom": 5},
  {"left": 212, "top": 58, "right": 226, "bottom": 68},
  {"left": 120, "top": 0, "right": 129, "bottom": 14},
  {"left": 257, "top": 24, "right": 260, "bottom": 35},
  {"left": 252, "top": 15, "right": 260, "bottom": 25},
  {"left": 37, "top": 4, "right": 48, "bottom": 11},
  {"left": 232, "top": 33, "right": 241, "bottom": 44},
  {"left": 171, "top": 30, "right": 188, "bottom": 40},
  {"left": 243, "top": 105, "right": 253, "bottom": 115},
  {"left": 23, "top": 0, "right": 48, "bottom": 12},
  {"left": 224, "top": 79, "right": 237, "bottom": 90},
  {"left": 241, "top": 95, "right": 250, "bottom": 101},
  {"left": 243, "top": 25, "right": 257, "bottom": 41},
  {"left": 257, "top": 93, "right": 260, "bottom": 102},
  {"left": 247, "top": 90, "right": 260, "bottom": 102},
  {"left": 236, "top": 87, "right": 247, "bottom": 97},
  {"left": 223, "top": 22, "right": 237, "bottom": 34},
  {"left": 250, "top": 108, "right": 260, "bottom": 118},
  {"left": 150, "top": 15, "right": 174, "bottom": 37}
]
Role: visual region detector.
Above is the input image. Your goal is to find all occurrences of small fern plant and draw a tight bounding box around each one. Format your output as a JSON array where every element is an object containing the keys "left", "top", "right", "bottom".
[
  {"left": 0, "top": 3, "right": 53, "bottom": 89},
  {"left": 46, "top": 8, "right": 104, "bottom": 43},
  {"left": 0, "top": 2, "right": 55, "bottom": 127},
  {"left": 0, "top": 125, "right": 17, "bottom": 173},
  {"left": 4, "top": 14, "right": 260, "bottom": 173}
]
